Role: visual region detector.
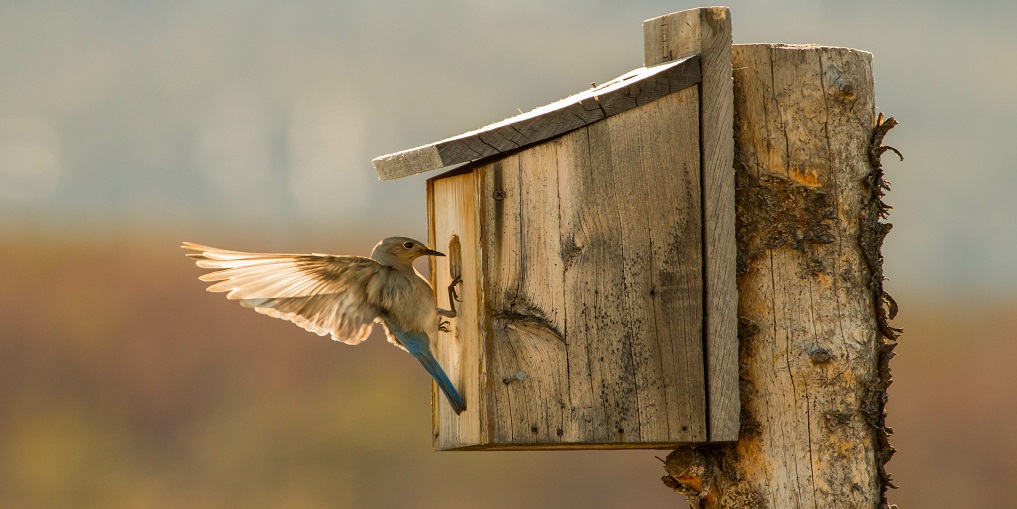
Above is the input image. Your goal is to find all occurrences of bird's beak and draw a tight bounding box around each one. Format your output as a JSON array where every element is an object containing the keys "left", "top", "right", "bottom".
[{"left": 422, "top": 248, "right": 445, "bottom": 257}]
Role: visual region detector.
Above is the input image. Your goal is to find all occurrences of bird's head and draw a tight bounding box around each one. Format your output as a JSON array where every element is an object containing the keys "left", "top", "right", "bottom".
[{"left": 371, "top": 237, "right": 444, "bottom": 267}]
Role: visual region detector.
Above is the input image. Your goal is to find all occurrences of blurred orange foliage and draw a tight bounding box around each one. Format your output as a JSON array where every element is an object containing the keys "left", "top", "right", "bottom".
[{"left": 0, "top": 232, "right": 1014, "bottom": 508}]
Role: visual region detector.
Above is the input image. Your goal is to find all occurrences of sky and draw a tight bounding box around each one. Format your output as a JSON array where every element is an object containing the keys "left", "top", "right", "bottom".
[{"left": 1, "top": 0, "right": 1015, "bottom": 295}]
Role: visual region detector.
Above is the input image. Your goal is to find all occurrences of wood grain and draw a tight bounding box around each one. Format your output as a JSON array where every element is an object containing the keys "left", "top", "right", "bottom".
[
  {"left": 643, "top": 6, "right": 739, "bottom": 442},
  {"left": 428, "top": 172, "right": 483, "bottom": 449},
  {"left": 735, "top": 44, "right": 879, "bottom": 507},
  {"left": 429, "top": 86, "right": 708, "bottom": 449},
  {"left": 559, "top": 89, "right": 706, "bottom": 445},
  {"left": 374, "top": 55, "right": 701, "bottom": 181},
  {"left": 481, "top": 146, "right": 570, "bottom": 446},
  {"left": 422, "top": 6, "right": 739, "bottom": 449}
]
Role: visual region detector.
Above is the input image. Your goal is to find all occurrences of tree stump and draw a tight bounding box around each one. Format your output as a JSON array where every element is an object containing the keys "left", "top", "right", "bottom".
[{"left": 662, "top": 44, "right": 898, "bottom": 509}]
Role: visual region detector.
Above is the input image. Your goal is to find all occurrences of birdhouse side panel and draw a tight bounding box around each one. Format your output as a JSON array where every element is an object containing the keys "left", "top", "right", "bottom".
[{"left": 475, "top": 86, "right": 707, "bottom": 447}]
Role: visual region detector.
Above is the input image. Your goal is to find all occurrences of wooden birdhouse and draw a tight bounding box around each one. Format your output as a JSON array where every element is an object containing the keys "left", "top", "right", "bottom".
[{"left": 373, "top": 7, "right": 738, "bottom": 449}]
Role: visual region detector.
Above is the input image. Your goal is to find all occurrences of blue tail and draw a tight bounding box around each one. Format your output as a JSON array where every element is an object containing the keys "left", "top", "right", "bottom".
[
  {"left": 387, "top": 323, "right": 466, "bottom": 414},
  {"left": 411, "top": 348, "right": 467, "bottom": 415}
]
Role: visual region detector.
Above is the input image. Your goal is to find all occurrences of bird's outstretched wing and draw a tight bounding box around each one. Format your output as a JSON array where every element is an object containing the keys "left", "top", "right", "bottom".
[{"left": 183, "top": 242, "right": 385, "bottom": 345}]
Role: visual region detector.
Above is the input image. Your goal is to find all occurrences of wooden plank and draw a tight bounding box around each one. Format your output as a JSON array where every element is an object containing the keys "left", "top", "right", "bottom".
[
  {"left": 558, "top": 88, "right": 706, "bottom": 445},
  {"left": 478, "top": 149, "right": 570, "bottom": 446},
  {"left": 623, "top": 89, "right": 706, "bottom": 443},
  {"left": 428, "top": 172, "right": 484, "bottom": 450},
  {"left": 644, "top": 6, "right": 739, "bottom": 442},
  {"left": 373, "top": 55, "right": 702, "bottom": 181}
]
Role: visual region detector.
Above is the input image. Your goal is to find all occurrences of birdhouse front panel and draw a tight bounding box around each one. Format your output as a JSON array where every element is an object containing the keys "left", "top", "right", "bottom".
[
  {"left": 427, "top": 170, "right": 484, "bottom": 448},
  {"left": 428, "top": 86, "right": 707, "bottom": 449}
]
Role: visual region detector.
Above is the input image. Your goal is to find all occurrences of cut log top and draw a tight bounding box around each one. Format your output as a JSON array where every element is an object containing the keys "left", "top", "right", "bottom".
[{"left": 371, "top": 54, "right": 702, "bottom": 181}]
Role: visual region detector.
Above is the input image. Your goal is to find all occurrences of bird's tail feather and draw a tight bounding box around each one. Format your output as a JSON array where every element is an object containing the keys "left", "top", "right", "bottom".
[
  {"left": 384, "top": 319, "right": 466, "bottom": 415},
  {"left": 411, "top": 349, "right": 466, "bottom": 415}
]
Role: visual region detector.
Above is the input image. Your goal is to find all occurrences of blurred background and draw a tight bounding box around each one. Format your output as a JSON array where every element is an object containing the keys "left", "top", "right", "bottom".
[{"left": 1, "top": 1, "right": 1014, "bottom": 507}]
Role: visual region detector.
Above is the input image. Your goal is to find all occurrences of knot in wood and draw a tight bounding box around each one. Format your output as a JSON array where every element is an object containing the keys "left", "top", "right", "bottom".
[{"left": 808, "top": 345, "right": 833, "bottom": 364}]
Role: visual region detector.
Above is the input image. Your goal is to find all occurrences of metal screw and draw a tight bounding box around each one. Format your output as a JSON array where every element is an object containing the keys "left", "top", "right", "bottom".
[
  {"left": 493, "top": 190, "right": 507, "bottom": 200},
  {"left": 502, "top": 371, "right": 528, "bottom": 384}
]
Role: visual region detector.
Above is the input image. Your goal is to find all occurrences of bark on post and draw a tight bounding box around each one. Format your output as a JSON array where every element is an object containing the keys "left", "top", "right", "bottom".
[{"left": 661, "top": 44, "right": 899, "bottom": 508}]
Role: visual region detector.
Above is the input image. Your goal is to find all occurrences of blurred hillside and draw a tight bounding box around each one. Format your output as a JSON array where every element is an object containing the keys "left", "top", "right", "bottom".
[{"left": 0, "top": 233, "right": 1015, "bottom": 508}]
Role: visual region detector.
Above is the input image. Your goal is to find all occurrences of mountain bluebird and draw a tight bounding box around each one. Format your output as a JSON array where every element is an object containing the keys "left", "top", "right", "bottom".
[{"left": 182, "top": 237, "right": 466, "bottom": 414}]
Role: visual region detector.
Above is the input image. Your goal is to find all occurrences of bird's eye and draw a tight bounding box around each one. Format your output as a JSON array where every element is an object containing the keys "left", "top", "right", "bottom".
[{"left": 403, "top": 241, "right": 414, "bottom": 249}]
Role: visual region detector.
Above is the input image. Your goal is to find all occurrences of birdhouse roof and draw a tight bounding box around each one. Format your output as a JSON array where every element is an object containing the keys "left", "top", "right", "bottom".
[{"left": 371, "top": 54, "right": 701, "bottom": 181}]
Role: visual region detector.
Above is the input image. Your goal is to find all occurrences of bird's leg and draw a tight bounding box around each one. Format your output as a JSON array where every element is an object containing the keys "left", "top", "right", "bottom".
[
  {"left": 436, "top": 277, "right": 463, "bottom": 335},
  {"left": 436, "top": 276, "right": 463, "bottom": 319},
  {"left": 449, "top": 275, "right": 463, "bottom": 304}
]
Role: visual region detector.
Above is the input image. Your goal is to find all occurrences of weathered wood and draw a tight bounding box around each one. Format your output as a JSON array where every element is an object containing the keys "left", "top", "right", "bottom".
[
  {"left": 413, "top": 5, "right": 740, "bottom": 450},
  {"left": 644, "top": 6, "right": 739, "bottom": 442},
  {"left": 662, "top": 44, "right": 884, "bottom": 508},
  {"left": 561, "top": 88, "right": 706, "bottom": 445},
  {"left": 480, "top": 144, "right": 570, "bottom": 446},
  {"left": 430, "top": 86, "right": 709, "bottom": 449},
  {"left": 373, "top": 55, "right": 702, "bottom": 181},
  {"left": 428, "top": 172, "right": 483, "bottom": 449}
]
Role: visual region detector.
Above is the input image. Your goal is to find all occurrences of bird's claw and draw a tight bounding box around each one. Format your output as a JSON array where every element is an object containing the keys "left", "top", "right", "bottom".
[
  {"left": 441, "top": 276, "right": 464, "bottom": 320},
  {"left": 449, "top": 276, "right": 463, "bottom": 303}
]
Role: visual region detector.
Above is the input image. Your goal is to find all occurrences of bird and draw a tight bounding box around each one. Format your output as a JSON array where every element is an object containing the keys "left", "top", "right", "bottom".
[{"left": 182, "top": 237, "right": 467, "bottom": 415}]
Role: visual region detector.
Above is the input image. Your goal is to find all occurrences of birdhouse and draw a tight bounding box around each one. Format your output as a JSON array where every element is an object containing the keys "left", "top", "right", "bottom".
[{"left": 373, "top": 7, "right": 738, "bottom": 449}]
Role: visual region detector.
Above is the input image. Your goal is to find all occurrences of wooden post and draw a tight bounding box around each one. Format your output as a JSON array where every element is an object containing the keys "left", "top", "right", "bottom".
[{"left": 661, "top": 43, "right": 898, "bottom": 508}]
